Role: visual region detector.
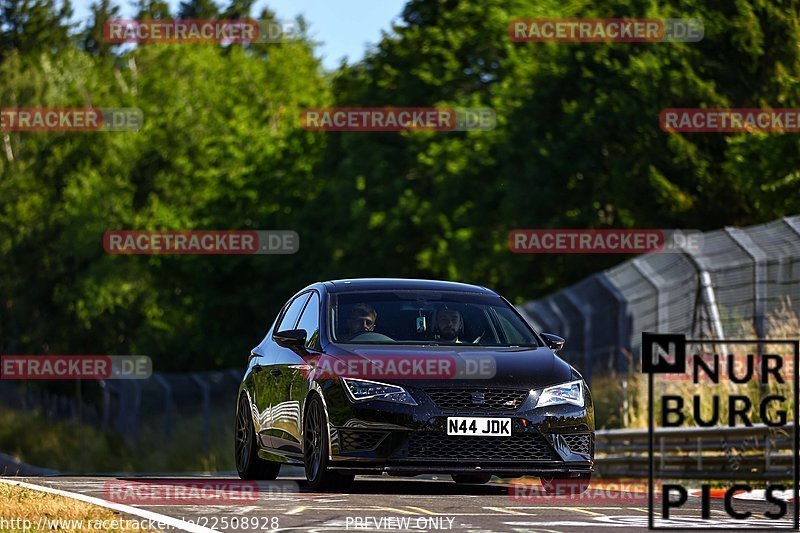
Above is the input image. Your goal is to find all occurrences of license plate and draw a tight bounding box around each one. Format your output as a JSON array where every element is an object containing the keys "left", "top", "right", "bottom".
[{"left": 447, "top": 417, "right": 511, "bottom": 436}]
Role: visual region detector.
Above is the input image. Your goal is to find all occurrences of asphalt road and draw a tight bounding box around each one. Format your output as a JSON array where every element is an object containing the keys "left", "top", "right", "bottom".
[{"left": 12, "top": 470, "right": 796, "bottom": 533}]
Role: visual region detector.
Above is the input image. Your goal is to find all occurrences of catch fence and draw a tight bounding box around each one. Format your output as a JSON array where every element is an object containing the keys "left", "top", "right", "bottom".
[{"left": 519, "top": 216, "right": 800, "bottom": 383}]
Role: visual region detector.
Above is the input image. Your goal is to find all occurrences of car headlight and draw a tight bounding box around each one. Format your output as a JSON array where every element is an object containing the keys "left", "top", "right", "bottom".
[
  {"left": 341, "top": 378, "right": 418, "bottom": 405},
  {"left": 535, "top": 380, "right": 584, "bottom": 408}
]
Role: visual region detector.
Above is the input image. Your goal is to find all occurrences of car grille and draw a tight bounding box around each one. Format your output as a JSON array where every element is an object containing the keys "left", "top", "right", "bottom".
[
  {"left": 339, "top": 430, "right": 388, "bottom": 452},
  {"left": 425, "top": 389, "right": 530, "bottom": 411},
  {"left": 561, "top": 433, "right": 592, "bottom": 455},
  {"left": 407, "top": 432, "right": 558, "bottom": 461}
]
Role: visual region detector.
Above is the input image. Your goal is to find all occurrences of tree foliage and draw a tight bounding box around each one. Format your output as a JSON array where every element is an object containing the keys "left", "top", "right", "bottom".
[{"left": 1, "top": 0, "right": 799, "bottom": 369}]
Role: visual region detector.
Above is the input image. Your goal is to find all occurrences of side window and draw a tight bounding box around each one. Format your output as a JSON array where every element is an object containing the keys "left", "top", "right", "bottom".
[
  {"left": 492, "top": 307, "right": 537, "bottom": 345},
  {"left": 295, "top": 292, "right": 321, "bottom": 350},
  {"left": 496, "top": 313, "right": 525, "bottom": 344},
  {"left": 275, "top": 293, "right": 311, "bottom": 333}
]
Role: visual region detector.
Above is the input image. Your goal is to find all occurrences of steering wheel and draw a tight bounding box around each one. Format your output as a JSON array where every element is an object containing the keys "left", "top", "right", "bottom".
[{"left": 350, "top": 331, "right": 395, "bottom": 342}]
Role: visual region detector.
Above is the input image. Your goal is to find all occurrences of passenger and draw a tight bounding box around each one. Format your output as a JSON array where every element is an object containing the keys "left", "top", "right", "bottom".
[{"left": 435, "top": 308, "right": 463, "bottom": 343}]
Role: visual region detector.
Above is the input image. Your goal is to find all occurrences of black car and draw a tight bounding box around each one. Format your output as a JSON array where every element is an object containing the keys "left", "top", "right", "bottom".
[{"left": 235, "top": 278, "right": 594, "bottom": 491}]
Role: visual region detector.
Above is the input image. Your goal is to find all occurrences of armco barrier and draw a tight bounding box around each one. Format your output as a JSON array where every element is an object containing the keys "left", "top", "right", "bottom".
[
  {"left": 595, "top": 424, "right": 793, "bottom": 480},
  {"left": 0, "top": 368, "right": 242, "bottom": 451}
]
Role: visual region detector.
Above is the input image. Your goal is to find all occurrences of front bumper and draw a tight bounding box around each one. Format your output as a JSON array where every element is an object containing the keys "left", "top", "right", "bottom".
[{"left": 322, "top": 382, "right": 594, "bottom": 476}]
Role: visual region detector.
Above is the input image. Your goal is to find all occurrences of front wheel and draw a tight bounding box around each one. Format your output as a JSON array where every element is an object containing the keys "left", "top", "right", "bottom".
[
  {"left": 539, "top": 473, "right": 591, "bottom": 496},
  {"left": 235, "top": 394, "right": 281, "bottom": 480},
  {"left": 303, "top": 396, "right": 354, "bottom": 491}
]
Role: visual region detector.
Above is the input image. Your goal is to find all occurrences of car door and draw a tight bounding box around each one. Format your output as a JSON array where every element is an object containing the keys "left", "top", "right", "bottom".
[
  {"left": 253, "top": 292, "right": 310, "bottom": 449},
  {"left": 270, "top": 291, "right": 321, "bottom": 454}
]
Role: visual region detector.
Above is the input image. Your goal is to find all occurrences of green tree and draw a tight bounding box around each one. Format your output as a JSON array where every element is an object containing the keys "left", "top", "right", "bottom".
[
  {"left": 177, "top": 0, "right": 218, "bottom": 20},
  {"left": 0, "top": 23, "right": 329, "bottom": 368},
  {"left": 2, "top": 0, "right": 800, "bottom": 372},
  {"left": 133, "top": 0, "right": 170, "bottom": 20},
  {"left": 315, "top": 0, "right": 800, "bottom": 300},
  {"left": 221, "top": 0, "right": 252, "bottom": 19},
  {"left": 82, "top": 0, "right": 119, "bottom": 58},
  {"left": 0, "top": 0, "right": 73, "bottom": 60}
]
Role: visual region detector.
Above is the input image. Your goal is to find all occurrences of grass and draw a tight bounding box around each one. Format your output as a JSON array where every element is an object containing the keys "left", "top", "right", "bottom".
[{"left": 0, "top": 483, "right": 159, "bottom": 532}]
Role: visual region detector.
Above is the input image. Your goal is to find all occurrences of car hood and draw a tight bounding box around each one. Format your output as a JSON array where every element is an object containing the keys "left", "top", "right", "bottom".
[{"left": 320, "top": 344, "right": 576, "bottom": 390}]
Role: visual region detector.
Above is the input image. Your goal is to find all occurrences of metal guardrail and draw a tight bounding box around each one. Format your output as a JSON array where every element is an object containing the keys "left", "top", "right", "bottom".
[
  {"left": 595, "top": 424, "right": 794, "bottom": 480},
  {"left": 0, "top": 368, "right": 243, "bottom": 452}
]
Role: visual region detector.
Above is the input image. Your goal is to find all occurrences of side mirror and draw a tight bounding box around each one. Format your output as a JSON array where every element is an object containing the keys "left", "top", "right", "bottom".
[
  {"left": 274, "top": 329, "right": 307, "bottom": 351},
  {"left": 541, "top": 333, "right": 565, "bottom": 353}
]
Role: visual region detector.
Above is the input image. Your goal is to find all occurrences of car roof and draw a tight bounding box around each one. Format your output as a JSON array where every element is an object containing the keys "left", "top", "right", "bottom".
[{"left": 322, "top": 278, "right": 495, "bottom": 295}]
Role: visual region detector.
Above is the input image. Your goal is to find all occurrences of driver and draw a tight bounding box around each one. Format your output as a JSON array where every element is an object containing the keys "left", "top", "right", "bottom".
[
  {"left": 435, "top": 308, "right": 463, "bottom": 343},
  {"left": 347, "top": 303, "right": 377, "bottom": 337}
]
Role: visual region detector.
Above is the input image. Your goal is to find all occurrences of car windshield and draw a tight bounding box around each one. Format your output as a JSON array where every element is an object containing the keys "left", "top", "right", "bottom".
[{"left": 329, "top": 290, "right": 540, "bottom": 347}]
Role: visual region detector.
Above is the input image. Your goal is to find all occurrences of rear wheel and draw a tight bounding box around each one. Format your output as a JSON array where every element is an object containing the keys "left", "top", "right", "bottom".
[
  {"left": 539, "top": 473, "right": 591, "bottom": 496},
  {"left": 451, "top": 473, "right": 492, "bottom": 484},
  {"left": 303, "top": 396, "right": 354, "bottom": 491},
  {"left": 235, "top": 394, "right": 281, "bottom": 480}
]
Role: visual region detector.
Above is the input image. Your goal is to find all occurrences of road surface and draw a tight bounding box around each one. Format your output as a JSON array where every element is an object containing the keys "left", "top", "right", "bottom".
[{"left": 4, "top": 471, "right": 796, "bottom": 532}]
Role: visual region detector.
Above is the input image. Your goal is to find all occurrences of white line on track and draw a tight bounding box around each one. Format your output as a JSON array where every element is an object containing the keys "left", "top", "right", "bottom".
[{"left": 0, "top": 478, "right": 222, "bottom": 533}]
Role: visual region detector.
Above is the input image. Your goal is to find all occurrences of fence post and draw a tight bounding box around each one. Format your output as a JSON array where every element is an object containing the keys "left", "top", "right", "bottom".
[
  {"left": 698, "top": 271, "right": 726, "bottom": 339},
  {"left": 564, "top": 288, "right": 592, "bottom": 383},
  {"left": 192, "top": 373, "right": 211, "bottom": 455},
  {"left": 115, "top": 381, "right": 128, "bottom": 434},
  {"left": 631, "top": 258, "right": 667, "bottom": 332},
  {"left": 129, "top": 379, "right": 142, "bottom": 442},
  {"left": 681, "top": 245, "right": 726, "bottom": 361},
  {"left": 515, "top": 305, "right": 541, "bottom": 331},
  {"left": 725, "top": 227, "right": 767, "bottom": 339},
  {"left": 696, "top": 437, "right": 702, "bottom": 471},
  {"left": 101, "top": 380, "right": 115, "bottom": 431},
  {"left": 545, "top": 298, "right": 569, "bottom": 338},
  {"left": 621, "top": 378, "right": 629, "bottom": 428},
  {"left": 228, "top": 368, "right": 242, "bottom": 386},
  {"left": 153, "top": 374, "right": 172, "bottom": 444},
  {"left": 596, "top": 273, "right": 630, "bottom": 373}
]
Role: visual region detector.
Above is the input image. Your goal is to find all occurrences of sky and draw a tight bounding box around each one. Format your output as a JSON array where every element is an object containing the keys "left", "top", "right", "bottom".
[{"left": 71, "top": 0, "right": 409, "bottom": 69}]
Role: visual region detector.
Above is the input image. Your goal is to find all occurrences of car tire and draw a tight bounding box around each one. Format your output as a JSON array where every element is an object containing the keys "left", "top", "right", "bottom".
[
  {"left": 235, "top": 394, "right": 281, "bottom": 480},
  {"left": 539, "top": 473, "right": 591, "bottom": 495},
  {"left": 451, "top": 473, "right": 492, "bottom": 484},
  {"left": 303, "top": 395, "right": 355, "bottom": 491}
]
